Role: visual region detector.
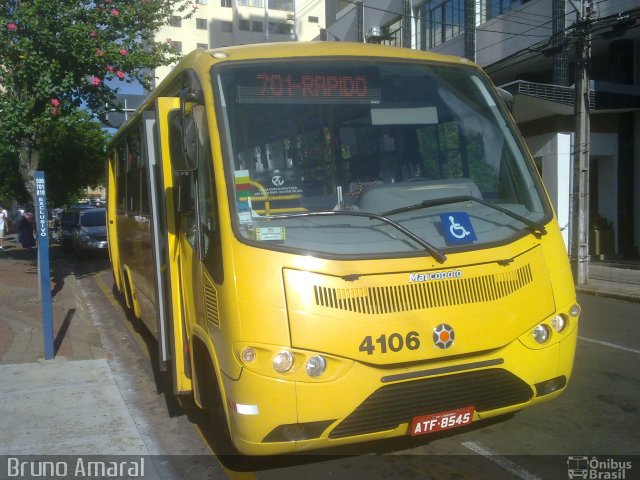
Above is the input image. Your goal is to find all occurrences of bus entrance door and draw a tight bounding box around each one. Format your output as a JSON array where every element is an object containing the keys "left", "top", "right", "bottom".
[{"left": 155, "top": 96, "right": 193, "bottom": 394}]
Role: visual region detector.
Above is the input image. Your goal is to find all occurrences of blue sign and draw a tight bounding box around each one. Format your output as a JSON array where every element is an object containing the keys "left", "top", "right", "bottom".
[
  {"left": 35, "top": 171, "right": 54, "bottom": 360},
  {"left": 440, "top": 212, "right": 477, "bottom": 245}
]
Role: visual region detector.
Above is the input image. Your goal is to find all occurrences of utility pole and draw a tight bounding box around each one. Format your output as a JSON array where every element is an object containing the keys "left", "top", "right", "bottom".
[{"left": 570, "top": 0, "right": 592, "bottom": 285}]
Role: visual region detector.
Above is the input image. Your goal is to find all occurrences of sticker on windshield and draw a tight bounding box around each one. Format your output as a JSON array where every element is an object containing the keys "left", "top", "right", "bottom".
[
  {"left": 440, "top": 212, "right": 477, "bottom": 245},
  {"left": 235, "top": 170, "right": 253, "bottom": 224}
]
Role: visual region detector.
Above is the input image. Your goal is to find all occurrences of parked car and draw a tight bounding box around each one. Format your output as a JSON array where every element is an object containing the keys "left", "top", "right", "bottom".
[
  {"left": 59, "top": 204, "right": 96, "bottom": 252},
  {"left": 70, "top": 208, "right": 108, "bottom": 254}
]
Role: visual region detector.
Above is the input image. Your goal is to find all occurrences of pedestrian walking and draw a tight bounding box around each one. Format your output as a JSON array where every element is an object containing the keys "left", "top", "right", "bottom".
[
  {"left": 0, "top": 204, "right": 8, "bottom": 249},
  {"left": 19, "top": 211, "right": 35, "bottom": 248}
]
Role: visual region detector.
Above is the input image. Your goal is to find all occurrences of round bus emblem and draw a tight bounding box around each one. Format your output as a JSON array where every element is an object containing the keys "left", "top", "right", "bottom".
[{"left": 433, "top": 324, "right": 455, "bottom": 349}]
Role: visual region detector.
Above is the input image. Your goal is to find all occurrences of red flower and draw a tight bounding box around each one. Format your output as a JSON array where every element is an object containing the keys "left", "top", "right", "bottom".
[
  {"left": 119, "top": 48, "right": 129, "bottom": 56},
  {"left": 116, "top": 70, "right": 125, "bottom": 79},
  {"left": 50, "top": 98, "right": 61, "bottom": 107},
  {"left": 90, "top": 30, "right": 97, "bottom": 38},
  {"left": 107, "top": 65, "right": 115, "bottom": 73},
  {"left": 90, "top": 76, "right": 102, "bottom": 86},
  {"left": 6, "top": 22, "right": 17, "bottom": 32},
  {"left": 110, "top": 9, "right": 120, "bottom": 16}
]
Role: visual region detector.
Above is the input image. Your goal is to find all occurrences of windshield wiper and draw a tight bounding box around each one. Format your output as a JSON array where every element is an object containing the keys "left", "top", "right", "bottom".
[
  {"left": 382, "top": 195, "right": 547, "bottom": 237},
  {"left": 260, "top": 210, "right": 447, "bottom": 263}
]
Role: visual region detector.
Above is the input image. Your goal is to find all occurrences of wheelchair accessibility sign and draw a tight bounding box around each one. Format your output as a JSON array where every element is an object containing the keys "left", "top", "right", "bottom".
[{"left": 440, "top": 212, "right": 477, "bottom": 245}]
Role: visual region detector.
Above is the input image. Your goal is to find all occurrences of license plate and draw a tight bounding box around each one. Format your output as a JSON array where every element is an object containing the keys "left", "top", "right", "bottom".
[{"left": 410, "top": 406, "right": 475, "bottom": 436}]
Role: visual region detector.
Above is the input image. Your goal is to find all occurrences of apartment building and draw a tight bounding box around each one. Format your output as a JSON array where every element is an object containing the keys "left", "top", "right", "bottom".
[
  {"left": 153, "top": 0, "right": 327, "bottom": 85},
  {"left": 324, "top": 0, "right": 640, "bottom": 260}
]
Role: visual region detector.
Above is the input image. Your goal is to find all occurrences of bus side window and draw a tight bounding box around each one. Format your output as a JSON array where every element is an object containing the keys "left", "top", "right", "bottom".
[{"left": 193, "top": 106, "right": 223, "bottom": 283}]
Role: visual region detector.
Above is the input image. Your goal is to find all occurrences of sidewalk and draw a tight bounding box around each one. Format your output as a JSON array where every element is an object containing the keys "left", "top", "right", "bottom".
[
  {"left": 0, "top": 234, "right": 151, "bottom": 460},
  {"left": 0, "top": 232, "right": 638, "bottom": 461},
  {"left": 575, "top": 262, "right": 640, "bottom": 303}
]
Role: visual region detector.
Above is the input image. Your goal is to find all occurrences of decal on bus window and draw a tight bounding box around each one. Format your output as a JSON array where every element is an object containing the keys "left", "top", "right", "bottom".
[
  {"left": 235, "top": 169, "right": 253, "bottom": 224},
  {"left": 440, "top": 212, "right": 477, "bottom": 245}
]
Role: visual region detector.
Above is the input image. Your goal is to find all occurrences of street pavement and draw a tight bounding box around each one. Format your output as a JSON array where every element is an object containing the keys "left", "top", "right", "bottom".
[{"left": 0, "top": 232, "right": 638, "bottom": 465}]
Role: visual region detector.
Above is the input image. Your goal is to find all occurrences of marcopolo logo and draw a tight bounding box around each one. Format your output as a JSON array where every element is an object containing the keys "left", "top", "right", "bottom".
[
  {"left": 409, "top": 269, "right": 462, "bottom": 283},
  {"left": 567, "top": 456, "right": 632, "bottom": 479}
]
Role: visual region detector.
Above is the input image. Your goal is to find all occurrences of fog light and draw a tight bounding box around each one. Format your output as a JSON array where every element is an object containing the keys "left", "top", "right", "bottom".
[
  {"left": 532, "top": 324, "right": 550, "bottom": 344},
  {"left": 569, "top": 303, "right": 581, "bottom": 317},
  {"left": 273, "top": 350, "right": 294, "bottom": 373},
  {"left": 534, "top": 376, "right": 567, "bottom": 396},
  {"left": 550, "top": 314, "right": 567, "bottom": 333},
  {"left": 241, "top": 347, "right": 256, "bottom": 363},
  {"left": 305, "top": 355, "right": 326, "bottom": 377}
]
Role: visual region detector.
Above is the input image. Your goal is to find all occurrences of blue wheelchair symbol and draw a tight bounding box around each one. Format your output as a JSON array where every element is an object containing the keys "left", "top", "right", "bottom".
[{"left": 440, "top": 212, "right": 477, "bottom": 245}]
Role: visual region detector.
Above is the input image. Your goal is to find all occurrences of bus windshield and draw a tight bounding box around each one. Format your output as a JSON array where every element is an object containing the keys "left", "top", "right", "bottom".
[{"left": 215, "top": 59, "right": 549, "bottom": 257}]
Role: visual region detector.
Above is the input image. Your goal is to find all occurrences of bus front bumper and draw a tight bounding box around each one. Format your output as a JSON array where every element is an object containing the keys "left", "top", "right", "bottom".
[{"left": 222, "top": 325, "right": 577, "bottom": 456}]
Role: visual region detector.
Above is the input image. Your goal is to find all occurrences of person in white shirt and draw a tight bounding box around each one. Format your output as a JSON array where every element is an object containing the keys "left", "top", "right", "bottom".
[{"left": 0, "top": 205, "right": 8, "bottom": 249}]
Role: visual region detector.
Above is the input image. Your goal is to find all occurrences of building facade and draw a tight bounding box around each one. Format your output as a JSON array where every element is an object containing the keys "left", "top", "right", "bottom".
[{"left": 153, "top": 0, "right": 327, "bottom": 85}]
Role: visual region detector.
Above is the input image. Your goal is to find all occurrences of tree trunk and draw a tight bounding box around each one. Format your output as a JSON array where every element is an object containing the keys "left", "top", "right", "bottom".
[{"left": 18, "top": 137, "right": 39, "bottom": 205}]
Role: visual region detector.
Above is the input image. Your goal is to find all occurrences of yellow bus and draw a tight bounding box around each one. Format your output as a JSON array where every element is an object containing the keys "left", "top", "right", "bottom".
[{"left": 106, "top": 42, "right": 580, "bottom": 455}]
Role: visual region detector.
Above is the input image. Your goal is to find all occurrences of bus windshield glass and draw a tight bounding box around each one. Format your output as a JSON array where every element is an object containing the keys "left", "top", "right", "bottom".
[{"left": 215, "top": 59, "right": 549, "bottom": 257}]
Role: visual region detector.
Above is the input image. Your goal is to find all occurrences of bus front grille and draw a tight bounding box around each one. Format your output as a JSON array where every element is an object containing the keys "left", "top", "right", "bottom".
[
  {"left": 329, "top": 369, "right": 532, "bottom": 439},
  {"left": 314, "top": 265, "right": 532, "bottom": 314}
]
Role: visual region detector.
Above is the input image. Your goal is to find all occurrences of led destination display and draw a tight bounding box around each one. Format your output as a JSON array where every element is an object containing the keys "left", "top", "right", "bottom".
[{"left": 237, "top": 71, "right": 381, "bottom": 104}]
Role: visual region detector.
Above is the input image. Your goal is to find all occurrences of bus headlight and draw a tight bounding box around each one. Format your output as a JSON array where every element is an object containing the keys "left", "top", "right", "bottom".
[
  {"left": 273, "top": 350, "right": 294, "bottom": 373},
  {"left": 241, "top": 347, "right": 256, "bottom": 363},
  {"left": 550, "top": 314, "right": 567, "bottom": 333},
  {"left": 305, "top": 355, "right": 326, "bottom": 377},
  {"left": 532, "top": 324, "right": 550, "bottom": 344},
  {"left": 569, "top": 303, "right": 581, "bottom": 317}
]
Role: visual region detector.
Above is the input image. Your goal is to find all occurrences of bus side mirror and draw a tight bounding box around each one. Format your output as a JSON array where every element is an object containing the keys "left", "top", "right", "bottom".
[
  {"left": 169, "top": 111, "right": 198, "bottom": 172},
  {"left": 497, "top": 87, "right": 514, "bottom": 113}
]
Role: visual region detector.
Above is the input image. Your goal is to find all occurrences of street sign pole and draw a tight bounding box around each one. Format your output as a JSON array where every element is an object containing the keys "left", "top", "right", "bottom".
[{"left": 35, "top": 171, "right": 54, "bottom": 360}]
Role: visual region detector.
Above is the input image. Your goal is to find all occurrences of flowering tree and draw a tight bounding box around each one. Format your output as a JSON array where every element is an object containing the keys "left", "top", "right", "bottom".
[{"left": 0, "top": 0, "right": 191, "bottom": 200}]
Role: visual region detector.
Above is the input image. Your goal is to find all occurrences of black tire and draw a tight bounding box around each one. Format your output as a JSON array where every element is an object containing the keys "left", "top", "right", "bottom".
[{"left": 194, "top": 346, "right": 238, "bottom": 456}]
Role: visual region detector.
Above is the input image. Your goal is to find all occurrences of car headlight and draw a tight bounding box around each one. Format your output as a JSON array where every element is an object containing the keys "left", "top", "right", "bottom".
[
  {"left": 550, "top": 314, "right": 567, "bottom": 333},
  {"left": 532, "top": 324, "right": 551, "bottom": 344},
  {"left": 273, "top": 350, "right": 294, "bottom": 374},
  {"left": 305, "top": 355, "right": 327, "bottom": 377}
]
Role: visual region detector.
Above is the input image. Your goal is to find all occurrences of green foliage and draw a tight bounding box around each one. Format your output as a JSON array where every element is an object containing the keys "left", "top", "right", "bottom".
[
  {"left": 0, "top": 0, "right": 191, "bottom": 199},
  {"left": 39, "top": 111, "right": 109, "bottom": 206},
  {"left": 0, "top": 142, "right": 29, "bottom": 202},
  {"left": 0, "top": 111, "right": 109, "bottom": 205}
]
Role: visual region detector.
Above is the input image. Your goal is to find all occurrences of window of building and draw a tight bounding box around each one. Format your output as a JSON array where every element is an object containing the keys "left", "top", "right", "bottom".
[
  {"left": 252, "top": 20, "right": 264, "bottom": 32},
  {"left": 221, "top": 0, "right": 231, "bottom": 6},
  {"left": 221, "top": 20, "right": 233, "bottom": 32},
  {"left": 169, "top": 15, "right": 182, "bottom": 27},
  {"left": 196, "top": 18, "right": 208, "bottom": 30},
  {"left": 197, "top": 43, "right": 209, "bottom": 49},
  {"left": 308, "top": 16, "right": 319, "bottom": 23},
  {"left": 382, "top": 18, "right": 403, "bottom": 47},
  {"left": 237, "top": 0, "right": 263, "bottom": 6},
  {"left": 484, "top": 0, "right": 525, "bottom": 20},
  {"left": 420, "top": 0, "right": 465, "bottom": 50},
  {"left": 169, "top": 40, "right": 183, "bottom": 53},
  {"left": 268, "top": 0, "right": 293, "bottom": 11},
  {"left": 268, "top": 21, "right": 291, "bottom": 34},
  {"left": 239, "top": 19, "right": 251, "bottom": 31},
  {"left": 195, "top": 0, "right": 207, "bottom": 4}
]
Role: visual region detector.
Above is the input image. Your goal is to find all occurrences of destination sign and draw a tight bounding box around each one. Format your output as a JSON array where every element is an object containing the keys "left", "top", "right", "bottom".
[{"left": 237, "top": 72, "right": 380, "bottom": 104}]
